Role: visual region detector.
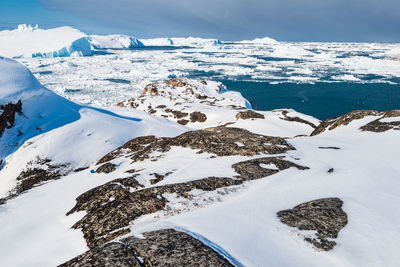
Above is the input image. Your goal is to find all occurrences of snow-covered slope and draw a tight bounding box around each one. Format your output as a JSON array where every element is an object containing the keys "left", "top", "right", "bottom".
[
  {"left": 0, "top": 57, "right": 399, "bottom": 267},
  {"left": 88, "top": 34, "right": 144, "bottom": 49},
  {"left": 0, "top": 25, "right": 92, "bottom": 58}
]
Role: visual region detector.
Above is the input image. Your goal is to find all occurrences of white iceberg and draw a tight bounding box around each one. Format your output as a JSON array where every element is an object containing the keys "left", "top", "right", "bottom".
[
  {"left": 141, "top": 37, "right": 223, "bottom": 47},
  {"left": 0, "top": 24, "right": 92, "bottom": 58},
  {"left": 88, "top": 34, "right": 144, "bottom": 49},
  {"left": 240, "top": 36, "right": 278, "bottom": 44}
]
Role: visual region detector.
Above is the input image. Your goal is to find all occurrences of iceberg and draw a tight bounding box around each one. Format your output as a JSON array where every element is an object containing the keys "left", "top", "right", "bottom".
[
  {"left": 141, "top": 37, "right": 223, "bottom": 47},
  {"left": 240, "top": 36, "right": 278, "bottom": 44},
  {"left": 88, "top": 34, "right": 144, "bottom": 49},
  {"left": 0, "top": 24, "right": 93, "bottom": 58}
]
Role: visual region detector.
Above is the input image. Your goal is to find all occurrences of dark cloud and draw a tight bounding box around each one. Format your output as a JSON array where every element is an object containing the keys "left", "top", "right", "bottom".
[{"left": 38, "top": 0, "right": 400, "bottom": 42}]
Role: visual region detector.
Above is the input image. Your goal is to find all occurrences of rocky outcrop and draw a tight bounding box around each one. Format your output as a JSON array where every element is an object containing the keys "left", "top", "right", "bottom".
[
  {"left": 311, "top": 110, "right": 400, "bottom": 135},
  {"left": 59, "top": 242, "right": 140, "bottom": 267},
  {"left": 281, "top": 110, "right": 317, "bottom": 128},
  {"left": 0, "top": 100, "right": 22, "bottom": 136},
  {"left": 277, "top": 198, "right": 348, "bottom": 251},
  {"left": 59, "top": 229, "right": 233, "bottom": 267},
  {"left": 1, "top": 158, "right": 69, "bottom": 205},
  {"left": 67, "top": 127, "right": 308, "bottom": 250},
  {"left": 236, "top": 110, "right": 265, "bottom": 120},
  {"left": 233, "top": 157, "right": 309, "bottom": 180},
  {"left": 122, "top": 229, "right": 234, "bottom": 266},
  {"left": 360, "top": 110, "right": 400, "bottom": 132},
  {"left": 190, "top": 111, "right": 207, "bottom": 123},
  {"left": 96, "top": 162, "right": 116, "bottom": 174},
  {"left": 97, "top": 127, "right": 294, "bottom": 166},
  {"left": 116, "top": 78, "right": 250, "bottom": 127}
]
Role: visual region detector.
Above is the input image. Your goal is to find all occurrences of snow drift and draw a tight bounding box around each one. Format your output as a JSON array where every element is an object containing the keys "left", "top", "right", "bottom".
[{"left": 0, "top": 24, "right": 92, "bottom": 58}]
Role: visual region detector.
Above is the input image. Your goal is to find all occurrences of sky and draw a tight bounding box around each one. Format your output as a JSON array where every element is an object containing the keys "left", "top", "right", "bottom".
[{"left": 1, "top": 0, "right": 399, "bottom": 42}]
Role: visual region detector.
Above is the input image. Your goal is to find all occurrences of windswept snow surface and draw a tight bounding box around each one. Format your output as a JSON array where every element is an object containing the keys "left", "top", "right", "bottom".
[
  {"left": 0, "top": 25, "right": 92, "bottom": 58},
  {"left": 88, "top": 34, "right": 144, "bottom": 49},
  {"left": 129, "top": 122, "right": 400, "bottom": 267},
  {"left": 0, "top": 57, "right": 400, "bottom": 267}
]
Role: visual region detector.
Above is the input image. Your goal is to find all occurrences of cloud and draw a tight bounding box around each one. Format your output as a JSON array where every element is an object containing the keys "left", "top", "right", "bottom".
[{"left": 38, "top": 0, "right": 400, "bottom": 41}]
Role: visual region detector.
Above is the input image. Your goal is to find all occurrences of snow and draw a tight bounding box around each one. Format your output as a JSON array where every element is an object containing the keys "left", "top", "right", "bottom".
[
  {"left": 130, "top": 128, "right": 400, "bottom": 267},
  {"left": 0, "top": 28, "right": 400, "bottom": 267},
  {"left": 88, "top": 34, "right": 144, "bottom": 49},
  {"left": 0, "top": 25, "right": 92, "bottom": 58}
]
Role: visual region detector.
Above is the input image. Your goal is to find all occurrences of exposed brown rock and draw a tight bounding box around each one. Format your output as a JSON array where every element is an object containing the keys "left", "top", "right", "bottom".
[
  {"left": 233, "top": 157, "right": 309, "bottom": 180},
  {"left": 68, "top": 177, "right": 241, "bottom": 248},
  {"left": 190, "top": 111, "right": 207, "bottom": 123},
  {"left": 236, "top": 110, "right": 265, "bottom": 120},
  {"left": 58, "top": 242, "right": 140, "bottom": 267},
  {"left": 123, "top": 229, "right": 234, "bottom": 266},
  {"left": 311, "top": 110, "right": 379, "bottom": 136},
  {"left": 0, "top": 100, "right": 22, "bottom": 136},
  {"left": 166, "top": 77, "right": 189, "bottom": 88},
  {"left": 360, "top": 110, "right": 400, "bottom": 132},
  {"left": 177, "top": 119, "right": 189, "bottom": 125},
  {"left": 96, "top": 162, "right": 116, "bottom": 174},
  {"left": 277, "top": 198, "right": 348, "bottom": 251},
  {"left": 97, "top": 127, "right": 295, "bottom": 165},
  {"left": 60, "top": 229, "right": 233, "bottom": 267},
  {"left": 281, "top": 110, "right": 317, "bottom": 128},
  {"left": 0, "top": 158, "right": 69, "bottom": 205},
  {"left": 141, "top": 83, "right": 158, "bottom": 96}
]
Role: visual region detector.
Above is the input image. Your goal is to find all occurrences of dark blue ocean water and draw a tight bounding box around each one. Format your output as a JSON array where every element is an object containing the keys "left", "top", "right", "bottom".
[{"left": 220, "top": 81, "right": 400, "bottom": 120}]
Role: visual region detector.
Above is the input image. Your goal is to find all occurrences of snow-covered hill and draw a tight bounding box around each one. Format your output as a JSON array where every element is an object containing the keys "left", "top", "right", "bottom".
[{"left": 0, "top": 57, "right": 399, "bottom": 267}]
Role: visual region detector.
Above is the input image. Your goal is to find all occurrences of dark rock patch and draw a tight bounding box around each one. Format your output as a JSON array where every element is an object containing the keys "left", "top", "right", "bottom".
[
  {"left": 236, "top": 110, "right": 265, "bottom": 120},
  {"left": 97, "top": 127, "right": 294, "bottom": 165},
  {"left": 0, "top": 100, "right": 22, "bottom": 136},
  {"left": 311, "top": 110, "right": 380, "bottom": 136},
  {"left": 166, "top": 77, "right": 189, "bottom": 88},
  {"left": 58, "top": 242, "right": 140, "bottom": 267},
  {"left": 59, "top": 229, "right": 233, "bottom": 267},
  {"left": 190, "top": 111, "right": 207, "bottom": 123},
  {"left": 96, "top": 162, "right": 116, "bottom": 174},
  {"left": 233, "top": 157, "right": 309, "bottom": 180},
  {"left": 0, "top": 158, "right": 69, "bottom": 205},
  {"left": 177, "top": 119, "right": 189, "bottom": 125},
  {"left": 328, "top": 168, "right": 334, "bottom": 173},
  {"left": 123, "top": 229, "right": 234, "bottom": 266},
  {"left": 281, "top": 110, "right": 317, "bottom": 128},
  {"left": 360, "top": 110, "right": 400, "bottom": 132},
  {"left": 277, "top": 198, "right": 348, "bottom": 251},
  {"left": 141, "top": 83, "right": 158, "bottom": 96},
  {"left": 67, "top": 177, "right": 241, "bottom": 248},
  {"left": 319, "top": 147, "right": 340, "bottom": 150}
]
